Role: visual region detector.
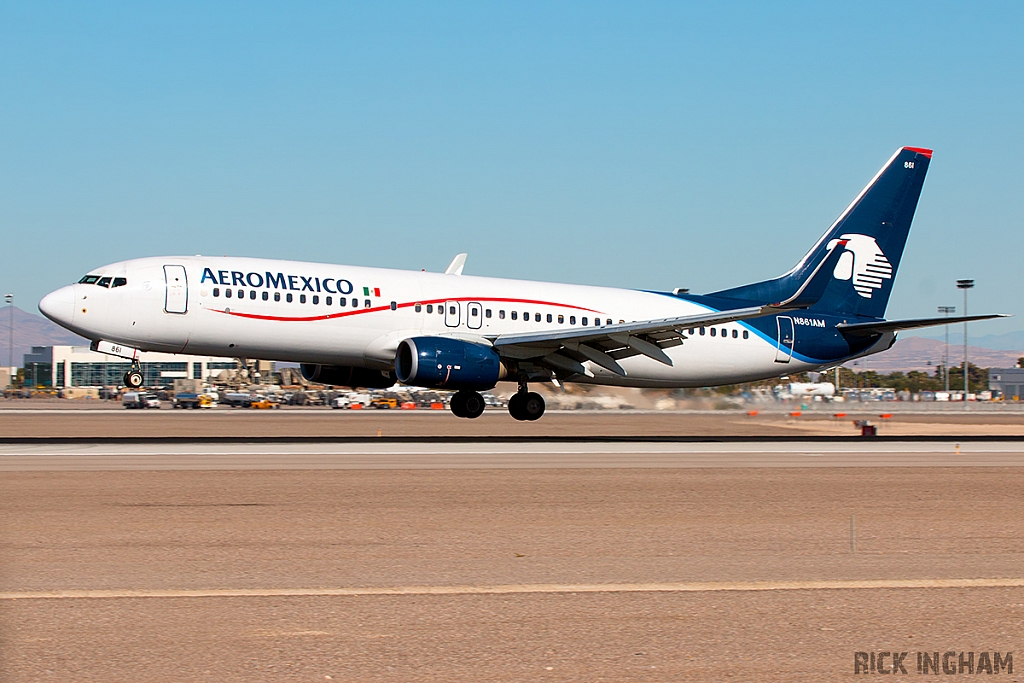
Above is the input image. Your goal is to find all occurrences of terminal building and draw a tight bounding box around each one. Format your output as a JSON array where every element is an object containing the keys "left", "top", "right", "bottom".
[
  {"left": 22, "top": 346, "right": 256, "bottom": 388},
  {"left": 989, "top": 368, "right": 1024, "bottom": 400}
]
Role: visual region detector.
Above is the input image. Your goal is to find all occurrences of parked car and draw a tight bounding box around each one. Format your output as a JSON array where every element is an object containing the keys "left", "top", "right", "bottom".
[{"left": 123, "top": 392, "right": 161, "bottom": 409}]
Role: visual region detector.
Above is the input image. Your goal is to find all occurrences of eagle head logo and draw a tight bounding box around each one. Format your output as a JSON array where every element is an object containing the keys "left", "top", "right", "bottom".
[{"left": 826, "top": 234, "right": 892, "bottom": 299}]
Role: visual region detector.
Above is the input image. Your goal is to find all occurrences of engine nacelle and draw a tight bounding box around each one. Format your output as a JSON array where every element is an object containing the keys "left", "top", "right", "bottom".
[
  {"left": 300, "top": 364, "right": 396, "bottom": 389},
  {"left": 395, "top": 337, "right": 508, "bottom": 390}
]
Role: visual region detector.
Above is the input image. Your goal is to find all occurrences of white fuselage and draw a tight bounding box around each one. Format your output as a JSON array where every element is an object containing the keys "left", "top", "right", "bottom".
[{"left": 43, "top": 255, "right": 825, "bottom": 388}]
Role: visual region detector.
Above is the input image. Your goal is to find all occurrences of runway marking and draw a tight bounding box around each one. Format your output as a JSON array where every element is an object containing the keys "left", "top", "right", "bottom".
[{"left": 5, "top": 578, "right": 1024, "bottom": 600}]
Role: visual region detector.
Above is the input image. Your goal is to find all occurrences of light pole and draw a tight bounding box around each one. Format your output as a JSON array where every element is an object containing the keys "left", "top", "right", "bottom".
[
  {"left": 956, "top": 279, "right": 974, "bottom": 407},
  {"left": 4, "top": 294, "right": 12, "bottom": 392},
  {"left": 938, "top": 305, "right": 955, "bottom": 393}
]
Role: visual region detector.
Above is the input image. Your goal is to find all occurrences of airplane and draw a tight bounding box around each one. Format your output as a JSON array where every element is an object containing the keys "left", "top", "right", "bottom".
[{"left": 39, "top": 146, "right": 1005, "bottom": 421}]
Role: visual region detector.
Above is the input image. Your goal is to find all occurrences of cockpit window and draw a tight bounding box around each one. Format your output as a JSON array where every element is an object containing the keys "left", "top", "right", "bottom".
[
  {"left": 112, "top": 277, "right": 127, "bottom": 288},
  {"left": 79, "top": 275, "right": 100, "bottom": 284},
  {"left": 97, "top": 277, "right": 112, "bottom": 288}
]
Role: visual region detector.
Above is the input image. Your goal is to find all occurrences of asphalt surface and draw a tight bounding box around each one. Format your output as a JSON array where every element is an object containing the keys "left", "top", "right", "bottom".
[
  {"left": 4, "top": 407, "right": 1024, "bottom": 438},
  {"left": 2, "top": 439, "right": 1024, "bottom": 470},
  {"left": 4, "top": 452, "right": 1024, "bottom": 682}
]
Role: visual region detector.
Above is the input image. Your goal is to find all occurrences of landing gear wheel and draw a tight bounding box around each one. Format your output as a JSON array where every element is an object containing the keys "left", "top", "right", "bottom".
[
  {"left": 523, "top": 392, "right": 545, "bottom": 421},
  {"left": 508, "top": 392, "right": 528, "bottom": 421},
  {"left": 124, "top": 370, "right": 143, "bottom": 389},
  {"left": 460, "top": 391, "right": 485, "bottom": 419},
  {"left": 449, "top": 392, "right": 467, "bottom": 417}
]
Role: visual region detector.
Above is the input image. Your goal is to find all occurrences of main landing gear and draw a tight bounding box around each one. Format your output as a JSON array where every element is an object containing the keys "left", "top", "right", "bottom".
[
  {"left": 508, "top": 379, "right": 545, "bottom": 421},
  {"left": 449, "top": 390, "right": 486, "bottom": 419},
  {"left": 123, "top": 361, "right": 143, "bottom": 389}
]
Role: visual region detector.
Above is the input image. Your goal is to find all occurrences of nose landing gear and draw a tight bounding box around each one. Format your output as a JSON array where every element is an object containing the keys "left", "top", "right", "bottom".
[
  {"left": 508, "top": 378, "right": 545, "bottom": 421},
  {"left": 449, "top": 390, "right": 486, "bottom": 419},
  {"left": 123, "top": 362, "right": 144, "bottom": 389}
]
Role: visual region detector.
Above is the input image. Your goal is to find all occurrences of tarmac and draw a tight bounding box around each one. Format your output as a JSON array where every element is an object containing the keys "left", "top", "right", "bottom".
[{"left": 2, "top": 412, "right": 1023, "bottom": 681}]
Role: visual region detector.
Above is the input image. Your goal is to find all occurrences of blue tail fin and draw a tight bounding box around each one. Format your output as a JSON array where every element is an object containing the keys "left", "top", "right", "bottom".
[{"left": 710, "top": 147, "right": 932, "bottom": 319}]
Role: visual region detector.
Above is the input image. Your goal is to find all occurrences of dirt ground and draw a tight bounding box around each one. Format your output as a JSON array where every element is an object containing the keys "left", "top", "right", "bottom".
[{"left": 2, "top": 467, "right": 1023, "bottom": 681}]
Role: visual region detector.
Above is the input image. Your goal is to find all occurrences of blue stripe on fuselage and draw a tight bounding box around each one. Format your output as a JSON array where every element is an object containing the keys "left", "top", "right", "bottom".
[{"left": 642, "top": 290, "right": 881, "bottom": 365}]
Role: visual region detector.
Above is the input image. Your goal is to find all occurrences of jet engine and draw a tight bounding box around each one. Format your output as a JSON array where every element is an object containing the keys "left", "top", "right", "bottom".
[
  {"left": 299, "top": 364, "right": 396, "bottom": 389},
  {"left": 395, "top": 337, "right": 509, "bottom": 390}
]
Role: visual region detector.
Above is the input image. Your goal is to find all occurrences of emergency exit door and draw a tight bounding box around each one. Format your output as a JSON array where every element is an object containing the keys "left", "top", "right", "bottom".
[{"left": 164, "top": 265, "right": 188, "bottom": 314}]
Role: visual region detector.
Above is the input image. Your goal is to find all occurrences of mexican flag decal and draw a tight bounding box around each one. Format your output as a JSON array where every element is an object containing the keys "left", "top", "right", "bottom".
[{"left": 362, "top": 286, "right": 381, "bottom": 297}]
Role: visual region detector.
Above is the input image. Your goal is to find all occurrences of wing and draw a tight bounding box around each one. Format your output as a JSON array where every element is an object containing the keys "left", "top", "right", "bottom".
[{"left": 489, "top": 304, "right": 784, "bottom": 377}]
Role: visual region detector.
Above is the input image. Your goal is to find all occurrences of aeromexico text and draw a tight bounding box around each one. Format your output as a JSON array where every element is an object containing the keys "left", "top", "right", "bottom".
[{"left": 200, "top": 268, "right": 357, "bottom": 295}]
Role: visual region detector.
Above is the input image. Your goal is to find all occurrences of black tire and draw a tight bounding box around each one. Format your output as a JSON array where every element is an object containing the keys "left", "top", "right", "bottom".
[
  {"left": 523, "top": 392, "right": 545, "bottom": 421},
  {"left": 126, "top": 371, "right": 143, "bottom": 389},
  {"left": 462, "top": 392, "right": 485, "bottom": 419},
  {"left": 449, "top": 392, "right": 467, "bottom": 418},
  {"left": 507, "top": 392, "right": 528, "bottom": 421}
]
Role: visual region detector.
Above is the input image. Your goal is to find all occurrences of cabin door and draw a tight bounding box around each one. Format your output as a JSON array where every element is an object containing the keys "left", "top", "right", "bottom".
[
  {"left": 163, "top": 265, "right": 188, "bottom": 314},
  {"left": 775, "top": 316, "right": 795, "bottom": 363}
]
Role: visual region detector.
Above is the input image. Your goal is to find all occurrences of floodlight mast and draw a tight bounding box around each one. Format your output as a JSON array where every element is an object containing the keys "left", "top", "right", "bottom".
[{"left": 956, "top": 280, "right": 975, "bottom": 407}]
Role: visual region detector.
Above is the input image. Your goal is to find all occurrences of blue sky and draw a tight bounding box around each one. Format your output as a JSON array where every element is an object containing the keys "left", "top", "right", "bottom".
[{"left": 2, "top": 2, "right": 1022, "bottom": 335}]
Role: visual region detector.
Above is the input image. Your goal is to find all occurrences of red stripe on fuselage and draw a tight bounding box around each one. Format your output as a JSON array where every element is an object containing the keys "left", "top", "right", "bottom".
[{"left": 212, "top": 296, "right": 604, "bottom": 322}]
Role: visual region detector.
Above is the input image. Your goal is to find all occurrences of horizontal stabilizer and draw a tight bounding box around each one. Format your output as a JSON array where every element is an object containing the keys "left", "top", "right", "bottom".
[{"left": 836, "top": 314, "right": 1009, "bottom": 337}]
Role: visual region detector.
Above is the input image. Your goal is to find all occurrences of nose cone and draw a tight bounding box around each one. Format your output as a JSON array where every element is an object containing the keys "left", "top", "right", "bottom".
[{"left": 39, "top": 285, "right": 76, "bottom": 329}]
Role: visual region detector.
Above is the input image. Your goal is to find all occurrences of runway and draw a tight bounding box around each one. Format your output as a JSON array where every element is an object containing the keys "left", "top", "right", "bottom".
[
  {"left": 2, "top": 438, "right": 1023, "bottom": 470},
  {"left": 5, "top": 438, "right": 1024, "bottom": 681}
]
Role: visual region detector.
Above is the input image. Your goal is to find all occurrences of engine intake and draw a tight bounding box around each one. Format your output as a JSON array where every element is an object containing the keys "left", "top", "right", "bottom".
[
  {"left": 395, "top": 337, "right": 507, "bottom": 390},
  {"left": 300, "top": 364, "right": 396, "bottom": 389}
]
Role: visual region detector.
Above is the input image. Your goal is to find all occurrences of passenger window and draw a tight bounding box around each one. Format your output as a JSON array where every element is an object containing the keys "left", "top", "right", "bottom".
[
  {"left": 250, "top": 291, "right": 257, "bottom": 300},
  {"left": 732, "top": 329, "right": 738, "bottom": 338},
  {"left": 274, "top": 292, "right": 280, "bottom": 302},
  {"left": 688, "top": 328, "right": 695, "bottom": 335},
  {"left": 547, "top": 314, "right": 553, "bottom": 323},
  {"left": 237, "top": 290, "right": 243, "bottom": 298},
  {"left": 97, "top": 277, "right": 111, "bottom": 288},
  {"left": 426, "top": 304, "right": 432, "bottom": 313},
  {"left": 312, "top": 295, "right": 319, "bottom": 304},
  {"left": 286, "top": 293, "right": 293, "bottom": 303},
  {"left": 595, "top": 319, "right": 601, "bottom": 327},
  {"left": 607, "top": 319, "right": 612, "bottom": 326},
  {"left": 558, "top": 315, "right": 564, "bottom": 324},
  {"left": 262, "top": 291, "right": 269, "bottom": 301},
  {"left": 721, "top": 328, "right": 727, "bottom": 337},
  {"left": 112, "top": 277, "right": 127, "bottom": 287},
  {"left": 699, "top": 327, "right": 705, "bottom": 335},
  {"left": 569, "top": 316, "right": 575, "bottom": 324},
  {"left": 390, "top": 301, "right": 397, "bottom": 311},
  {"left": 511, "top": 311, "right": 518, "bottom": 320},
  {"left": 365, "top": 300, "right": 371, "bottom": 308},
  {"left": 213, "top": 288, "right": 220, "bottom": 297},
  {"left": 499, "top": 310, "right": 505, "bottom": 319},
  {"left": 449, "top": 305, "right": 456, "bottom": 315},
  {"left": 471, "top": 307, "right": 478, "bottom": 317},
  {"left": 485, "top": 309, "right": 492, "bottom": 318},
  {"left": 582, "top": 317, "right": 588, "bottom": 326},
  {"left": 743, "top": 330, "right": 749, "bottom": 339},
  {"left": 225, "top": 290, "right": 232, "bottom": 298},
  {"left": 438, "top": 305, "right": 443, "bottom": 314},
  {"left": 536, "top": 313, "right": 542, "bottom": 322},
  {"left": 326, "top": 296, "right": 332, "bottom": 305},
  {"left": 415, "top": 303, "right": 422, "bottom": 312},
  {"left": 300, "top": 294, "right": 307, "bottom": 304}
]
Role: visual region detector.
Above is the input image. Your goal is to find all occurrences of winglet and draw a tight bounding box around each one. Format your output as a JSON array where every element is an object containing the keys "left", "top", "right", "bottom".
[
  {"left": 445, "top": 253, "right": 467, "bottom": 276},
  {"left": 770, "top": 239, "right": 849, "bottom": 310}
]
